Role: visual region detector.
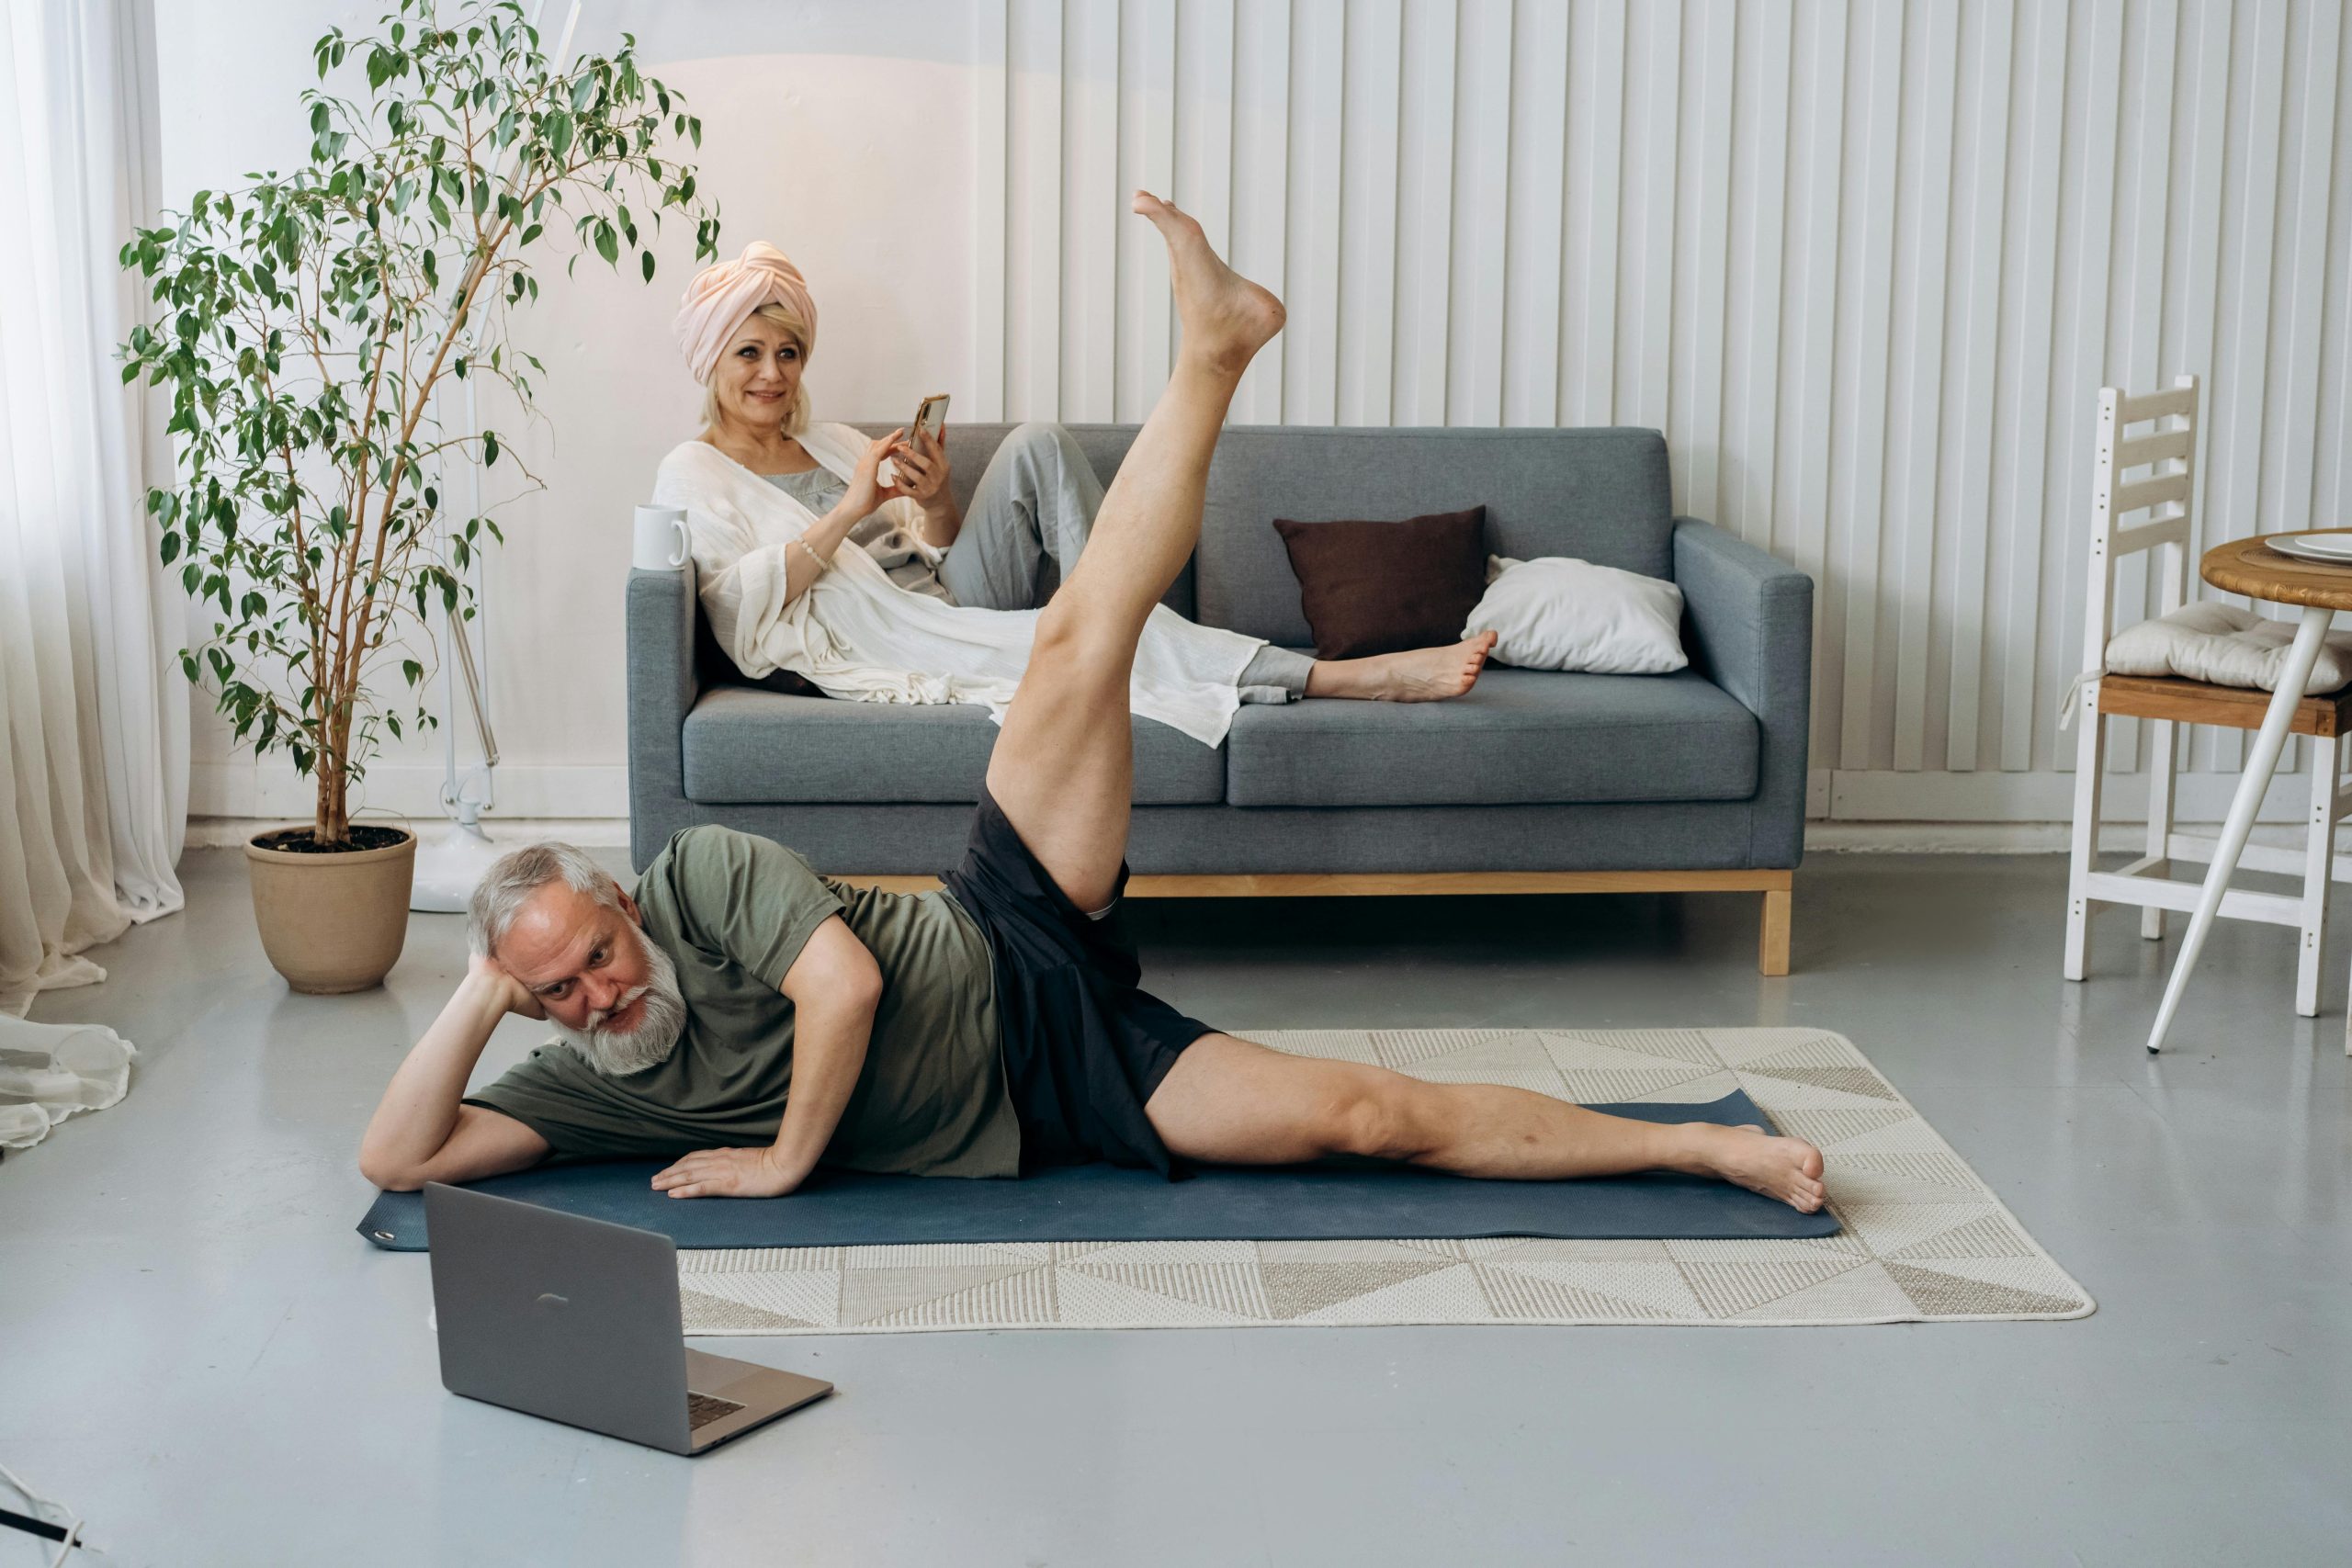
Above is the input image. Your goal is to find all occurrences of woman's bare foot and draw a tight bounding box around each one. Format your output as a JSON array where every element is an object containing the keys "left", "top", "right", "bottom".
[
  {"left": 1684, "top": 1122, "right": 1826, "bottom": 1213},
  {"left": 1308, "top": 630, "right": 1498, "bottom": 702},
  {"left": 1133, "top": 189, "right": 1285, "bottom": 377}
]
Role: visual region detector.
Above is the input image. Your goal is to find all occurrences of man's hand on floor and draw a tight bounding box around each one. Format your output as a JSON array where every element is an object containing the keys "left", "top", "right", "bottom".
[{"left": 650, "top": 1145, "right": 807, "bottom": 1200}]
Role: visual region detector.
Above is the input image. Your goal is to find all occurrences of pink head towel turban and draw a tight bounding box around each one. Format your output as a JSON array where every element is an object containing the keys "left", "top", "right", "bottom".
[{"left": 673, "top": 242, "right": 818, "bottom": 384}]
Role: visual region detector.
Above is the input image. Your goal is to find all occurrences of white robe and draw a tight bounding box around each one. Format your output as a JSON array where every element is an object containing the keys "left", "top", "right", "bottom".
[{"left": 650, "top": 424, "right": 1267, "bottom": 747}]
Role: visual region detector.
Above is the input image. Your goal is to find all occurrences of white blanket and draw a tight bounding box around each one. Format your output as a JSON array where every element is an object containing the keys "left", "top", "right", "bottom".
[
  {"left": 0, "top": 1015, "right": 134, "bottom": 1151},
  {"left": 650, "top": 424, "right": 1266, "bottom": 747}
]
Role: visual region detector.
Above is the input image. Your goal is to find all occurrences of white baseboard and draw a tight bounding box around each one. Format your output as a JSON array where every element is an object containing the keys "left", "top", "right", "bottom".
[
  {"left": 189, "top": 761, "right": 630, "bottom": 821},
  {"left": 1822, "top": 767, "right": 2319, "bottom": 823},
  {"left": 186, "top": 814, "right": 635, "bottom": 849},
  {"left": 186, "top": 814, "right": 2317, "bottom": 857},
  {"left": 183, "top": 764, "right": 2325, "bottom": 857},
  {"left": 1802, "top": 820, "right": 2328, "bottom": 854}
]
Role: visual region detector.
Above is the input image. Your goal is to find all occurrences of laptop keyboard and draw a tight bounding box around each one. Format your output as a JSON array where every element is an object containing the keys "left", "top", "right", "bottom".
[{"left": 687, "top": 1391, "right": 744, "bottom": 1430}]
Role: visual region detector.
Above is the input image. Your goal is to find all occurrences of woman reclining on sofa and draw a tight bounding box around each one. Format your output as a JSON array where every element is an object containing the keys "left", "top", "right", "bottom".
[{"left": 650, "top": 242, "right": 1498, "bottom": 749}]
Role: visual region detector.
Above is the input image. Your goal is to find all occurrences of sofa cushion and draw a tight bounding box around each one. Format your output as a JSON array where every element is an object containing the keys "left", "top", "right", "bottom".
[
  {"left": 1223, "top": 666, "right": 1757, "bottom": 808},
  {"left": 682, "top": 686, "right": 1225, "bottom": 806},
  {"left": 1198, "top": 426, "right": 1674, "bottom": 645}
]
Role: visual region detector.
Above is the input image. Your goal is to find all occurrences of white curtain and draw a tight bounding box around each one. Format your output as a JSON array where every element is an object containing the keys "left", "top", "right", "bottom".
[{"left": 0, "top": 0, "right": 185, "bottom": 1020}]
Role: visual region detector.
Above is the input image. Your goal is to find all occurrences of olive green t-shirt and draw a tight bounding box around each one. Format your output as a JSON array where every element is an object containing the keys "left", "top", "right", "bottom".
[{"left": 464, "top": 824, "right": 1019, "bottom": 1177}]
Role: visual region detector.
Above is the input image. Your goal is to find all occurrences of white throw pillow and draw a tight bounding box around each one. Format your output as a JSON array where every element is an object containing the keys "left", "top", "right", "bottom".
[
  {"left": 2105, "top": 602, "right": 2352, "bottom": 694},
  {"left": 1462, "top": 555, "right": 1688, "bottom": 674}
]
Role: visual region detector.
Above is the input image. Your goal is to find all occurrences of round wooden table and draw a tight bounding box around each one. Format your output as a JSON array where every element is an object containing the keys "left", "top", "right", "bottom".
[{"left": 2146, "top": 534, "right": 2352, "bottom": 1052}]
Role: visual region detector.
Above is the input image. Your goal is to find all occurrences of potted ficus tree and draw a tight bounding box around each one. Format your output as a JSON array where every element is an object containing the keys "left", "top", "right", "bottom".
[{"left": 120, "top": 0, "right": 719, "bottom": 993}]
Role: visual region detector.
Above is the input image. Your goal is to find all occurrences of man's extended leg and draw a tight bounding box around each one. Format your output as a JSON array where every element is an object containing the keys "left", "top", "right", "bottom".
[
  {"left": 983, "top": 192, "right": 1284, "bottom": 912},
  {"left": 1146, "top": 1033, "right": 1827, "bottom": 1210}
]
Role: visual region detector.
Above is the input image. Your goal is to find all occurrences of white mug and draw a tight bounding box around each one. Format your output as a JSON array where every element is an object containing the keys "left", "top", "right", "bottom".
[{"left": 632, "top": 504, "right": 689, "bottom": 571}]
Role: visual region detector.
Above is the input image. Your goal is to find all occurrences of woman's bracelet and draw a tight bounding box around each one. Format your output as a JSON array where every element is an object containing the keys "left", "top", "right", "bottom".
[{"left": 792, "top": 536, "right": 835, "bottom": 574}]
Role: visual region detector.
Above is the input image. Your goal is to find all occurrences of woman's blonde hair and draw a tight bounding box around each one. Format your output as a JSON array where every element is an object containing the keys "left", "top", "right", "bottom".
[{"left": 700, "top": 300, "right": 811, "bottom": 435}]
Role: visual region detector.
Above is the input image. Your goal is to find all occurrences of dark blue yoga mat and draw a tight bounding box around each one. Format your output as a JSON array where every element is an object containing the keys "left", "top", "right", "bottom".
[{"left": 358, "top": 1091, "right": 1836, "bottom": 1251}]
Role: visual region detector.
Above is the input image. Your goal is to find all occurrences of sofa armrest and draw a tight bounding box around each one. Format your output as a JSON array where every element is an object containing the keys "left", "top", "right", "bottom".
[
  {"left": 1672, "top": 518, "right": 1813, "bottom": 867},
  {"left": 627, "top": 563, "right": 701, "bottom": 871}
]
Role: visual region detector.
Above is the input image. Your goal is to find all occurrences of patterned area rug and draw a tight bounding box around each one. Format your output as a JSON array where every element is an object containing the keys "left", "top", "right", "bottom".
[{"left": 678, "top": 1028, "right": 2094, "bottom": 1333}]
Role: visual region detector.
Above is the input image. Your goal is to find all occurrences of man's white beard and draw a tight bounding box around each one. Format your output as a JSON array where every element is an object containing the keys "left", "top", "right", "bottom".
[{"left": 551, "top": 925, "right": 688, "bottom": 1077}]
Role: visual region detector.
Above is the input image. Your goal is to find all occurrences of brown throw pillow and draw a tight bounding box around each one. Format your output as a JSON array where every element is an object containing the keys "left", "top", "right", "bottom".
[{"left": 1272, "top": 505, "right": 1489, "bottom": 660}]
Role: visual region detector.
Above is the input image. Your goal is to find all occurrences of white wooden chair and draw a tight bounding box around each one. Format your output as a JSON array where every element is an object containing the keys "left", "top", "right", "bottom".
[{"left": 2064, "top": 375, "right": 2352, "bottom": 1016}]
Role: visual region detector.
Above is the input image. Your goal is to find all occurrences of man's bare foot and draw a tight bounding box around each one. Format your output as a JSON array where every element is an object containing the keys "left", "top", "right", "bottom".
[
  {"left": 1308, "top": 630, "right": 1498, "bottom": 702},
  {"left": 1684, "top": 1122, "right": 1826, "bottom": 1213},
  {"left": 1133, "top": 189, "right": 1284, "bottom": 377}
]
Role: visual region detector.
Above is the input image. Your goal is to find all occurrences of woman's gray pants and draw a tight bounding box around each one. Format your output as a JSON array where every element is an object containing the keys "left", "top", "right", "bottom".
[{"left": 936, "top": 422, "right": 1310, "bottom": 700}]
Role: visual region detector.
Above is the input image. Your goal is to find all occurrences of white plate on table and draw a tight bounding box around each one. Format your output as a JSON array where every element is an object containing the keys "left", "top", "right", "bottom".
[{"left": 2267, "top": 532, "right": 2352, "bottom": 564}]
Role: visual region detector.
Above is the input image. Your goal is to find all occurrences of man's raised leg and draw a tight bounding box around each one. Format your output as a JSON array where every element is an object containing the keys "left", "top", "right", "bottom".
[
  {"left": 1147, "top": 1033, "right": 1829, "bottom": 1212},
  {"left": 984, "top": 192, "right": 1284, "bottom": 912}
]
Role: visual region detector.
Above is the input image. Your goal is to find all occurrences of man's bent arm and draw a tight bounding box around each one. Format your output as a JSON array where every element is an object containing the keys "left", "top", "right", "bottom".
[
  {"left": 763, "top": 917, "right": 881, "bottom": 1187},
  {"left": 358, "top": 964, "right": 550, "bottom": 1190}
]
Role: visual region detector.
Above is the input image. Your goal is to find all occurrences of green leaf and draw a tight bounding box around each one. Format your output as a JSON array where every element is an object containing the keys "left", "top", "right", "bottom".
[
  {"left": 402, "top": 658, "right": 424, "bottom": 686},
  {"left": 160, "top": 530, "right": 181, "bottom": 564},
  {"left": 482, "top": 429, "right": 498, "bottom": 465},
  {"left": 594, "top": 221, "right": 616, "bottom": 265},
  {"left": 640, "top": 249, "right": 654, "bottom": 283}
]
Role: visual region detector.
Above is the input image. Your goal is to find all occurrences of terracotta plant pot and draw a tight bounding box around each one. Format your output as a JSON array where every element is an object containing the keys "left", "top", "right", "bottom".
[{"left": 244, "top": 826, "right": 416, "bottom": 994}]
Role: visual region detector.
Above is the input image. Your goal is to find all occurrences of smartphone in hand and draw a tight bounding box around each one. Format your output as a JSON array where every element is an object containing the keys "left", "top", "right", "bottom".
[
  {"left": 910, "top": 392, "right": 949, "bottom": 448},
  {"left": 884, "top": 393, "right": 950, "bottom": 491}
]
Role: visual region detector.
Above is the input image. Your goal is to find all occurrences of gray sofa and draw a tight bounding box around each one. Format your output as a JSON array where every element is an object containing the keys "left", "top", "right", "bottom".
[{"left": 628, "top": 423, "right": 1814, "bottom": 972}]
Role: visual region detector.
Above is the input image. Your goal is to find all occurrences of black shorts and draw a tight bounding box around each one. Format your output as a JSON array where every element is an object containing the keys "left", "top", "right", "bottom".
[{"left": 940, "top": 787, "right": 1215, "bottom": 1178}]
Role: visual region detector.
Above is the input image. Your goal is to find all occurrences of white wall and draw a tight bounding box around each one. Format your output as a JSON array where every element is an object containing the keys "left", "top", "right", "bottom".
[
  {"left": 159, "top": 0, "right": 985, "bottom": 820},
  {"left": 159, "top": 0, "right": 2352, "bottom": 827}
]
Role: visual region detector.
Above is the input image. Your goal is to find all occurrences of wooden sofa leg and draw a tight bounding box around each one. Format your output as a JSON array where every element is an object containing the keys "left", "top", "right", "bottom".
[{"left": 1759, "top": 886, "right": 1792, "bottom": 977}]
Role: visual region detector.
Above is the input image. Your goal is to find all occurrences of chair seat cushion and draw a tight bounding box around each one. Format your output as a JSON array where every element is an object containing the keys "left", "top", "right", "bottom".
[
  {"left": 2107, "top": 602, "right": 2352, "bottom": 694},
  {"left": 1224, "top": 667, "right": 1758, "bottom": 808},
  {"left": 682, "top": 685, "right": 1226, "bottom": 806}
]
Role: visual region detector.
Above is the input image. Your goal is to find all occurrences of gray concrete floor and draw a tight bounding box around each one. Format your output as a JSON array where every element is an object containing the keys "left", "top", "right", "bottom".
[{"left": 3, "top": 847, "right": 2348, "bottom": 1567}]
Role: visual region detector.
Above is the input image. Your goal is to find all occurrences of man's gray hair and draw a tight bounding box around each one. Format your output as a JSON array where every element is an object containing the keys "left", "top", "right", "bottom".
[{"left": 468, "top": 841, "right": 622, "bottom": 957}]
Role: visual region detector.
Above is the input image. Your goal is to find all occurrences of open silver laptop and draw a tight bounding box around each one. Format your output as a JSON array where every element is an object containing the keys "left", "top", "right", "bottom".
[{"left": 424, "top": 1182, "right": 832, "bottom": 1455}]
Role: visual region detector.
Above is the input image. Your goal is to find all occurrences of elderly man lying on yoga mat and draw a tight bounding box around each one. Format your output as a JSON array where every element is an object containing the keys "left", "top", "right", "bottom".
[{"left": 358, "top": 193, "right": 1826, "bottom": 1215}]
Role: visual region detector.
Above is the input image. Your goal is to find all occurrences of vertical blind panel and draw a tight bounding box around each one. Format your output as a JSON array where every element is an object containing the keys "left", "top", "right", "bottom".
[{"left": 971, "top": 0, "right": 2352, "bottom": 783}]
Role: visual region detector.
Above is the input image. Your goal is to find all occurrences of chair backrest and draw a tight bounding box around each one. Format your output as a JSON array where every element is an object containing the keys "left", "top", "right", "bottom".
[{"left": 2082, "top": 375, "right": 2200, "bottom": 677}]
